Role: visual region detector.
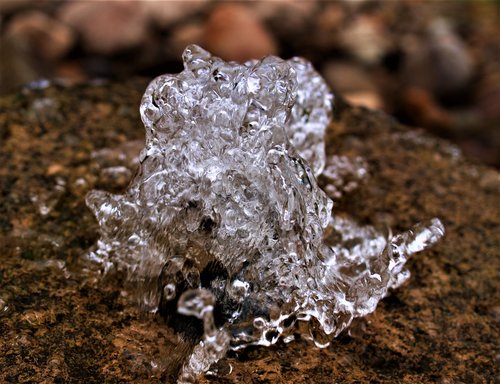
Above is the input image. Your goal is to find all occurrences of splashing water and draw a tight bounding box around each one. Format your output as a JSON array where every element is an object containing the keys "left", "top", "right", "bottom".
[{"left": 86, "top": 45, "right": 444, "bottom": 382}]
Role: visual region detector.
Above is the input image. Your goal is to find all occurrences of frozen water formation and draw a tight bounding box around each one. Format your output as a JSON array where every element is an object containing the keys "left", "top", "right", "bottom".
[{"left": 86, "top": 45, "right": 444, "bottom": 382}]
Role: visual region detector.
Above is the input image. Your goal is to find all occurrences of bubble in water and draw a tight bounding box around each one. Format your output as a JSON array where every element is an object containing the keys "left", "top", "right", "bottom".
[{"left": 86, "top": 45, "right": 444, "bottom": 382}]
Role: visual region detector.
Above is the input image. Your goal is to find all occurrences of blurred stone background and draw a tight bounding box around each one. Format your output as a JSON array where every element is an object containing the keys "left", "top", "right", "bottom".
[{"left": 1, "top": 0, "right": 499, "bottom": 167}]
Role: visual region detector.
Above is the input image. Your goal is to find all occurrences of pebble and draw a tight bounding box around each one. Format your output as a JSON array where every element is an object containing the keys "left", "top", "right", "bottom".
[
  {"left": 0, "top": 35, "right": 39, "bottom": 95},
  {"left": 344, "top": 91, "right": 383, "bottom": 110},
  {"left": 401, "top": 19, "right": 474, "bottom": 97},
  {"left": 322, "top": 61, "right": 383, "bottom": 109},
  {"left": 59, "top": 1, "right": 148, "bottom": 54},
  {"left": 6, "top": 10, "right": 76, "bottom": 61},
  {"left": 322, "top": 61, "right": 377, "bottom": 93},
  {"left": 141, "top": 0, "right": 208, "bottom": 28},
  {"left": 339, "top": 15, "right": 390, "bottom": 65},
  {"left": 476, "top": 69, "right": 500, "bottom": 120},
  {"left": 0, "top": 0, "right": 32, "bottom": 14},
  {"left": 253, "top": 0, "right": 318, "bottom": 35},
  {"left": 314, "top": 4, "right": 345, "bottom": 50},
  {"left": 204, "top": 4, "right": 277, "bottom": 62},
  {"left": 402, "top": 87, "right": 451, "bottom": 131},
  {"left": 167, "top": 23, "right": 205, "bottom": 59},
  {"left": 427, "top": 18, "right": 474, "bottom": 95}
]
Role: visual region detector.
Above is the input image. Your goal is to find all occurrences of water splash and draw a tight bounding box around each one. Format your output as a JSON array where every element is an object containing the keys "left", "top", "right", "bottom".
[{"left": 86, "top": 45, "right": 444, "bottom": 382}]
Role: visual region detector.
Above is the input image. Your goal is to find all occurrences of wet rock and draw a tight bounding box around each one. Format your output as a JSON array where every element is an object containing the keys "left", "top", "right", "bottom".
[
  {"left": 59, "top": 0, "right": 148, "bottom": 54},
  {"left": 6, "top": 10, "right": 76, "bottom": 61},
  {"left": 204, "top": 4, "right": 277, "bottom": 62},
  {"left": 0, "top": 81, "right": 498, "bottom": 383}
]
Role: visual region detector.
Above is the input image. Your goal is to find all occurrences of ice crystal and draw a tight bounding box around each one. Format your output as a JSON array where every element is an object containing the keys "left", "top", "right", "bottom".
[{"left": 86, "top": 45, "right": 444, "bottom": 382}]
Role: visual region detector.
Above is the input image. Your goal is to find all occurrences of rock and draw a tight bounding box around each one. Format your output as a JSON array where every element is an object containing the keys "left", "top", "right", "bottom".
[
  {"left": 0, "top": 82, "right": 498, "bottom": 383},
  {"left": 400, "top": 19, "right": 474, "bottom": 97},
  {"left": 5, "top": 10, "right": 76, "bottom": 61},
  {"left": 314, "top": 3, "right": 345, "bottom": 50},
  {"left": 427, "top": 18, "right": 474, "bottom": 96},
  {"left": 340, "top": 15, "right": 391, "bottom": 65},
  {"left": 0, "top": 0, "right": 32, "bottom": 14},
  {"left": 59, "top": 0, "right": 148, "bottom": 54},
  {"left": 141, "top": 0, "right": 208, "bottom": 28},
  {"left": 166, "top": 22, "right": 205, "bottom": 59},
  {"left": 204, "top": 4, "right": 277, "bottom": 62},
  {"left": 253, "top": 0, "right": 318, "bottom": 36},
  {"left": 401, "top": 86, "right": 451, "bottom": 132},
  {"left": 476, "top": 69, "right": 500, "bottom": 121},
  {"left": 0, "top": 35, "right": 40, "bottom": 95},
  {"left": 322, "top": 61, "right": 383, "bottom": 110},
  {"left": 343, "top": 90, "right": 383, "bottom": 110},
  {"left": 322, "top": 61, "right": 377, "bottom": 93}
]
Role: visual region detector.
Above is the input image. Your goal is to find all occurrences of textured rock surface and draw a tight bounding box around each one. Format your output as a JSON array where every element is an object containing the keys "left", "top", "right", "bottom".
[{"left": 0, "top": 82, "right": 498, "bottom": 383}]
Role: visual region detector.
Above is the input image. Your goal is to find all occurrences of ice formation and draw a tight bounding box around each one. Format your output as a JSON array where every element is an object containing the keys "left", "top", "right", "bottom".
[{"left": 86, "top": 45, "right": 444, "bottom": 382}]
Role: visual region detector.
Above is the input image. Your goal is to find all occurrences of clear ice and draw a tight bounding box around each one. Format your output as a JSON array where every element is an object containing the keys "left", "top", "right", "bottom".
[{"left": 86, "top": 45, "right": 444, "bottom": 382}]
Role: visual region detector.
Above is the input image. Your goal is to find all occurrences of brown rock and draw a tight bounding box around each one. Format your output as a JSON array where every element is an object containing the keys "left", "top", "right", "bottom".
[
  {"left": 166, "top": 22, "right": 205, "bottom": 59},
  {"left": 0, "top": 35, "right": 39, "bottom": 95},
  {"left": 0, "top": 0, "right": 32, "bottom": 14},
  {"left": 253, "top": 0, "right": 318, "bottom": 35},
  {"left": 5, "top": 10, "right": 76, "bottom": 61},
  {"left": 343, "top": 90, "right": 383, "bottom": 110},
  {"left": 402, "top": 86, "right": 452, "bottom": 132},
  {"left": 59, "top": 0, "right": 148, "bottom": 54},
  {"left": 0, "top": 83, "right": 498, "bottom": 383},
  {"left": 141, "top": 0, "right": 208, "bottom": 28},
  {"left": 427, "top": 18, "right": 474, "bottom": 95},
  {"left": 400, "top": 19, "right": 474, "bottom": 97},
  {"left": 322, "top": 61, "right": 377, "bottom": 93},
  {"left": 314, "top": 3, "right": 345, "bottom": 50},
  {"left": 340, "top": 15, "right": 390, "bottom": 65},
  {"left": 322, "top": 61, "right": 383, "bottom": 110},
  {"left": 204, "top": 4, "right": 277, "bottom": 62}
]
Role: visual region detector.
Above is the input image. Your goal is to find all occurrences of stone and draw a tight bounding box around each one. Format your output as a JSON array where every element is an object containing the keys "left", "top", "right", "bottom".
[
  {"left": 0, "top": 35, "right": 40, "bottom": 95},
  {"left": 343, "top": 90, "right": 383, "bottom": 110},
  {"left": 339, "top": 15, "right": 390, "bottom": 65},
  {"left": 0, "top": 78, "right": 497, "bottom": 383},
  {"left": 167, "top": 22, "right": 205, "bottom": 58},
  {"left": 427, "top": 18, "right": 474, "bottom": 95},
  {"left": 141, "top": 0, "right": 208, "bottom": 28},
  {"left": 204, "top": 4, "right": 277, "bottom": 62},
  {"left": 400, "top": 18, "right": 474, "bottom": 97},
  {"left": 0, "top": 0, "right": 32, "bottom": 14},
  {"left": 322, "top": 61, "right": 383, "bottom": 109},
  {"left": 59, "top": 0, "right": 148, "bottom": 54},
  {"left": 401, "top": 86, "right": 451, "bottom": 131},
  {"left": 5, "top": 10, "right": 76, "bottom": 61}
]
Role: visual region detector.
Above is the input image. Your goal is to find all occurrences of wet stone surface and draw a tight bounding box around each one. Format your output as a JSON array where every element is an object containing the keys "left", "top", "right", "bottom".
[{"left": 0, "top": 81, "right": 498, "bottom": 383}]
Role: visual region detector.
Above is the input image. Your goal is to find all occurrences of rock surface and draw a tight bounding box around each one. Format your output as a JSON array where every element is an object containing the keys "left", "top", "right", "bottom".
[{"left": 0, "top": 81, "right": 498, "bottom": 383}]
